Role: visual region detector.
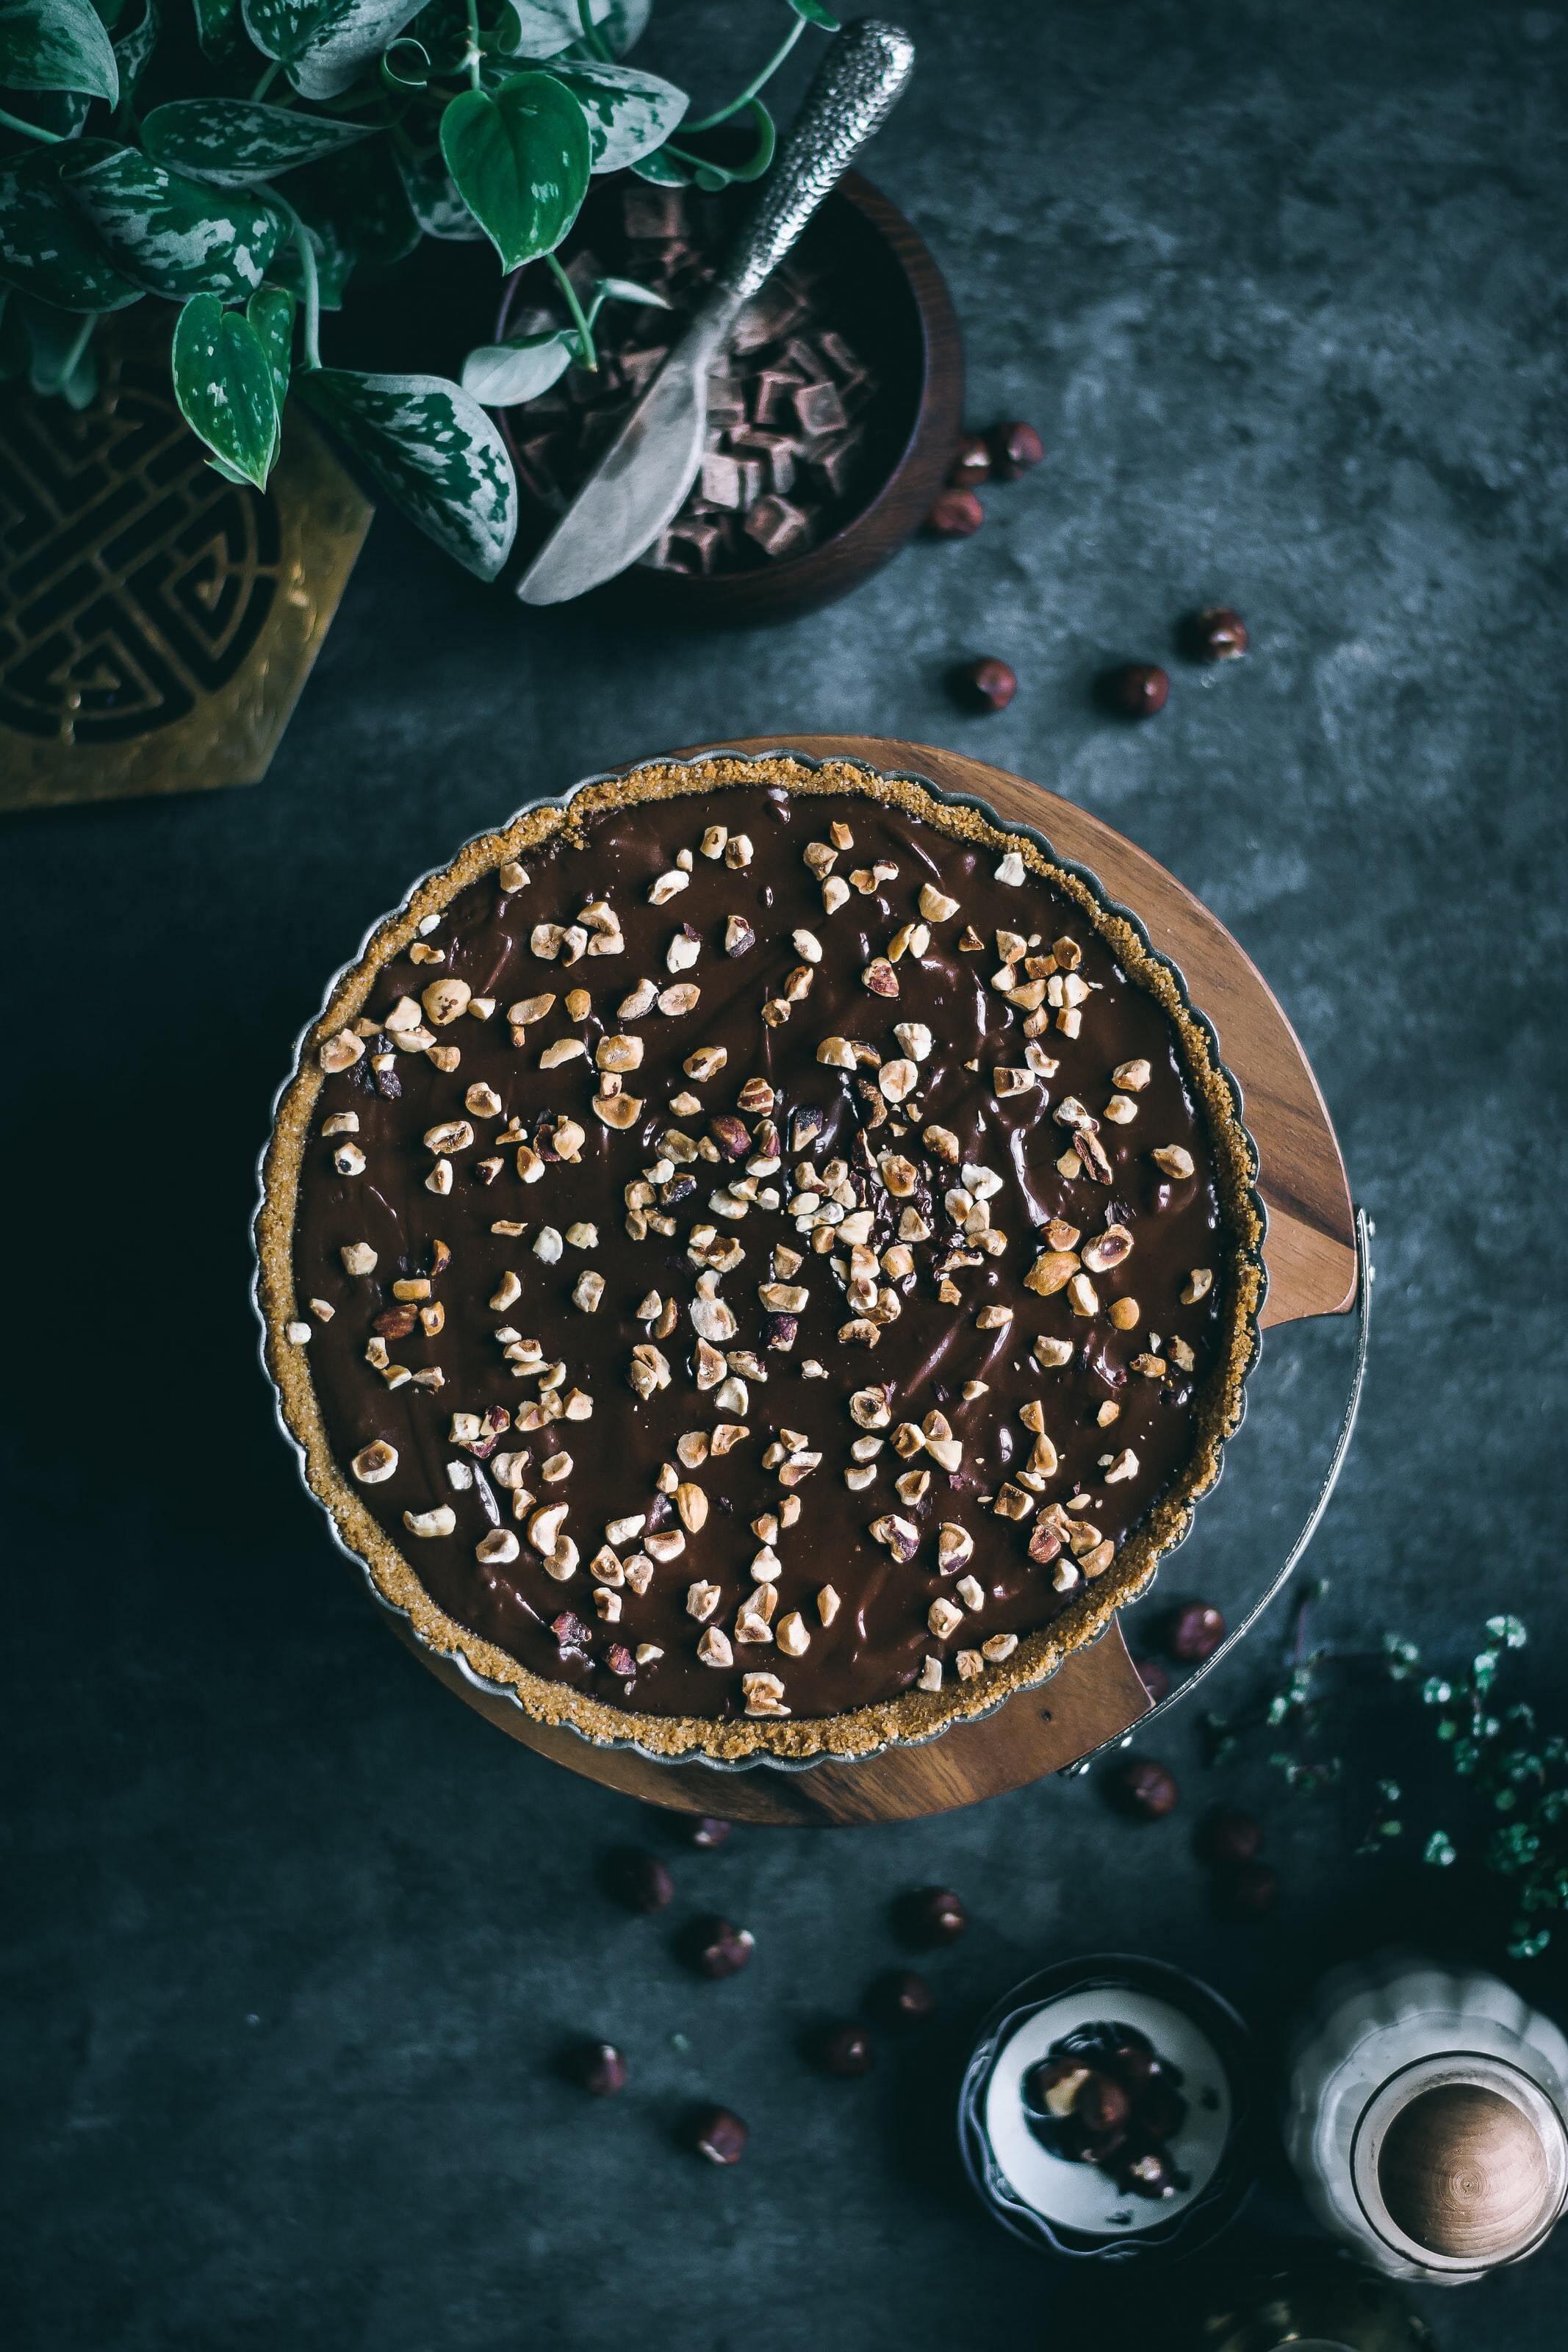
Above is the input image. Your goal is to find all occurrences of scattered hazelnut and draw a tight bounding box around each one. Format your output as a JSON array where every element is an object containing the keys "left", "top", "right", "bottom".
[
  {"left": 954, "top": 655, "right": 1018, "bottom": 713},
  {"left": 1216, "top": 1859, "right": 1280, "bottom": 1920},
  {"left": 1183, "top": 605, "right": 1249, "bottom": 661},
  {"left": 1111, "top": 1757, "right": 1179, "bottom": 1820},
  {"left": 948, "top": 429, "right": 991, "bottom": 486},
  {"left": 1107, "top": 662, "right": 1170, "bottom": 718},
  {"left": 571, "top": 2040, "right": 627, "bottom": 2096},
  {"left": 869, "top": 1969, "right": 936, "bottom": 2028},
  {"left": 686, "top": 1816, "right": 732, "bottom": 1850},
  {"left": 927, "top": 486, "right": 984, "bottom": 539},
  {"left": 1165, "top": 1602, "right": 1226, "bottom": 1663},
  {"left": 895, "top": 1886, "right": 967, "bottom": 1948},
  {"left": 988, "top": 420, "right": 1044, "bottom": 479},
  {"left": 1197, "top": 1808, "right": 1265, "bottom": 1868},
  {"left": 689, "top": 2105, "right": 747, "bottom": 2165},
  {"left": 816, "top": 2023, "right": 874, "bottom": 2078},
  {"left": 606, "top": 1849, "right": 674, "bottom": 1914},
  {"left": 681, "top": 1916, "right": 754, "bottom": 1979}
]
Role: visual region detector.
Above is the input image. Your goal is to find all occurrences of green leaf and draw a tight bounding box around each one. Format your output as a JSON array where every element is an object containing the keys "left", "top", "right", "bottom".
[
  {"left": 379, "top": 33, "right": 429, "bottom": 89},
  {"left": 460, "top": 325, "right": 573, "bottom": 405},
  {"left": 0, "top": 144, "right": 143, "bottom": 314},
  {"left": 594, "top": 273, "right": 667, "bottom": 308},
  {"left": 548, "top": 60, "right": 686, "bottom": 174},
  {"left": 395, "top": 140, "right": 486, "bottom": 241},
  {"left": 143, "top": 98, "right": 373, "bottom": 187},
  {"left": 248, "top": 279, "right": 294, "bottom": 463},
  {"left": 172, "top": 290, "right": 278, "bottom": 489},
  {"left": 295, "top": 366, "right": 517, "bottom": 579},
  {"left": 0, "top": 0, "right": 118, "bottom": 104},
  {"left": 192, "top": 0, "right": 244, "bottom": 59},
  {"left": 111, "top": 0, "right": 158, "bottom": 98},
  {"left": 439, "top": 71, "right": 591, "bottom": 270},
  {"left": 502, "top": 0, "right": 608, "bottom": 58},
  {"left": 786, "top": 0, "right": 839, "bottom": 25},
  {"left": 60, "top": 145, "right": 284, "bottom": 298},
  {"left": 242, "top": 0, "right": 425, "bottom": 102},
  {"left": 628, "top": 144, "right": 691, "bottom": 187}
]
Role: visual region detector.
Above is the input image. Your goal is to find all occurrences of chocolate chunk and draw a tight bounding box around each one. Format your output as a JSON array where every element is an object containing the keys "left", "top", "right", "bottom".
[
  {"left": 792, "top": 378, "right": 848, "bottom": 439},
  {"left": 742, "top": 495, "right": 810, "bottom": 557},
  {"left": 728, "top": 430, "right": 796, "bottom": 497},
  {"left": 752, "top": 367, "right": 806, "bottom": 429}
]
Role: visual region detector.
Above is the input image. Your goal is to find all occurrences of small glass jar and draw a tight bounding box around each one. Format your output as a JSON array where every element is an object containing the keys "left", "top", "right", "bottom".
[{"left": 957, "top": 1952, "right": 1255, "bottom": 2262}]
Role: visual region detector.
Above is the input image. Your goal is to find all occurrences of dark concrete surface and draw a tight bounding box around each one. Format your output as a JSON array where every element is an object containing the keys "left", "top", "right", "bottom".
[{"left": 4, "top": 3, "right": 1567, "bottom": 2345}]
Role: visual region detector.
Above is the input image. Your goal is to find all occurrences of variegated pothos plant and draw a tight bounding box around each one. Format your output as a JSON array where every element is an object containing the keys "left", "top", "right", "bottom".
[{"left": 0, "top": 0, "right": 838, "bottom": 578}]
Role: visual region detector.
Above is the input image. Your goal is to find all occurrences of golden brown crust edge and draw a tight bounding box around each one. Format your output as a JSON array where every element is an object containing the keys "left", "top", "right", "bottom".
[{"left": 256, "top": 753, "right": 1265, "bottom": 1761}]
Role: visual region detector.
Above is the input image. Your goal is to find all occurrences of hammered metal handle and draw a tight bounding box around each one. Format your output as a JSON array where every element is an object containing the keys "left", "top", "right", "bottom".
[{"left": 717, "top": 18, "right": 916, "bottom": 307}]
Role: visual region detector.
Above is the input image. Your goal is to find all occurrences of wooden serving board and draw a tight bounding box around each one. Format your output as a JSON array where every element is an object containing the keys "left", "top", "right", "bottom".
[{"left": 394, "top": 738, "right": 1356, "bottom": 1826}]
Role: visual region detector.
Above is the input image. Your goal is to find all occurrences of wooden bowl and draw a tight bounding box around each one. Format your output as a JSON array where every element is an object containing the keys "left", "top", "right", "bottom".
[{"left": 495, "top": 170, "right": 963, "bottom": 625}]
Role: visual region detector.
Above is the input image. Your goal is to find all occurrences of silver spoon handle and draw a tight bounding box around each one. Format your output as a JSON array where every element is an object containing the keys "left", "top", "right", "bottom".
[{"left": 715, "top": 18, "right": 916, "bottom": 309}]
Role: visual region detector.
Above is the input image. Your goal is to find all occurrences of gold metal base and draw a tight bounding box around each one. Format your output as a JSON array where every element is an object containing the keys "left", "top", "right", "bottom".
[{"left": 0, "top": 341, "right": 370, "bottom": 811}]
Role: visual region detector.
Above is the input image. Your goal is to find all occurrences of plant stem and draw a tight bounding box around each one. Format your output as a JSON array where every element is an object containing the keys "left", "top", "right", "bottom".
[
  {"left": 61, "top": 311, "right": 96, "bottom": 383},
  {"left": 465, "top": 0, "right": 482, "bottom": 91},
  {"left": 291, "top": 217, "right": 322, "bottom": 372},
  {"left": 684, "top": 17, "right": 805, "bottom": 132},
  {"left": 546, "top": 252, "right": 596, "bottom": 370},
  {"left": 0, "top": 105, "right": 63, "bottom": 145},
  {"left": 575, "top": 0, "right": 613, "bottom": 62},
  {"left": 252, "top": 60, "right": 282, "bottom": 100}
]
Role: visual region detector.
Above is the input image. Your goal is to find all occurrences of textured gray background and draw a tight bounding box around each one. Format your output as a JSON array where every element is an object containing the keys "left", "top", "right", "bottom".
[{"left": 4, "top": 2, "right": 1567, "bottom": 2345}]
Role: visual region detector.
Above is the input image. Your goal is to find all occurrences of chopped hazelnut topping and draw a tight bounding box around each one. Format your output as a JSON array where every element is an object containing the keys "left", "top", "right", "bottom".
[{"left": 1153, "top": 1145, "right": 1195, "bottom": 1179}]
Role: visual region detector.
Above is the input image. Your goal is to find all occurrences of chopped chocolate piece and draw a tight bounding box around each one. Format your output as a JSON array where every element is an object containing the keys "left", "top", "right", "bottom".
[
  {"left": 778, "top": 334, "right": 830, "bottom": 383},
  {"left": 816, "top": 328, "right": 867, "bottom": 386},
  {"left": 743, "top": 495, "right": 810, "bottom": 557},
  {"left": 807, "top": 431, "right": 863, "bottom": 499},
  {"left": 619, "top": 345, "right": 669, "bottom": 395},
  {"left": 752, "top": 366, "right": 807, "bottom": 428},
  {"left": 731, "top": 280, "right": 805, "bottom": 350},
  {"left": 792, "top": 378, "right": 848, "bottom": 439},
  {"left": 729, "top": 430, "right": 796, "bottom": 496}
]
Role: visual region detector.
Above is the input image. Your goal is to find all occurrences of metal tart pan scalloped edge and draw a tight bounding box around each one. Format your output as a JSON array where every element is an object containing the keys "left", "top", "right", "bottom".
[{"left": 253, "top": 748, "right": 1267, "bottom": 1772}]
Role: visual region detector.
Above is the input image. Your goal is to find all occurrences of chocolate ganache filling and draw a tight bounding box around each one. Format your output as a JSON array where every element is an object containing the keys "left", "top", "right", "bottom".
[{"left": 288, "top": 783, "right": 1237, "bottom": 1725}]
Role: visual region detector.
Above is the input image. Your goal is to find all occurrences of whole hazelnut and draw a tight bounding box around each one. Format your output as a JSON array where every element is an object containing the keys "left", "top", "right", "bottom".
[
  {"left": 572, "top": 2040, "right": 627, "bottom": 2096},
  {"left": 954, "top": 656, "right": 1018, "bottom": 713},
  {"left": 949, "top": 430, "right": 992, "bottom": 488},
  {"left": 1134, "top": 1657, "right": 1170, "bottom": 1705},
  {"left": 816, "top": 2021, "right": 874, "bottom": 2077},
  {"left": 895, "top": 1885, "right": 968, "bottom": 1947},
  {"left": 988, "top": 420, "right": 1045, "bottom": 480},
  {"left": 606, "top": 1847, "right": 674, "bottom": 1913},
  {"left": 926, "top": 486, "right": 985, "bottom": 539},
  {"left": 1216, "top": 1858, "right": 1280, "bottom": 1920},
  {"left": 869, "top": 1968, "right": 936, "bottom": 2028},
  {"left": 1112, "top": 1755, "right": 1179, "bottom": 1820},
  {"left": 686, "top": 1816, "right": 733, "bottom": 1851},
  {"left": 1196, "top": 1808, "right": 1264, "bottom": 1868},
  {"left": 1108, "top": 662, "right": 1170, "bottom": 718},
  {"left": 681, "top": 1914, "right": 755, "bottom": 1979},
  {"left": 1184, "top": 605, "right": 1249, "bottom": 661},
  {"left": 689, "top": 2104, "right": 748, "bottom": 2165},
  {"left": 1165, "top": 1603, "right": 1226, "bottom": 1663},
  {"left": 1076, "top": 2071, "right": 1130, "bottom": 2135}
]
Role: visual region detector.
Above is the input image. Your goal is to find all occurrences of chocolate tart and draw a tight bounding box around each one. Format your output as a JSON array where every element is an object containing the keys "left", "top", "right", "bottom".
[{"left": 256, "top": 753, "right": 1264, "bottom": 1763}]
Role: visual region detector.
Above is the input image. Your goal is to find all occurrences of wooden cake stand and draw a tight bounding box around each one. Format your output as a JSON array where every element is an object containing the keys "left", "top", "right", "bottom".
[{"left": 388, "top": 737, "right": 1358, "bottom": 1826}]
